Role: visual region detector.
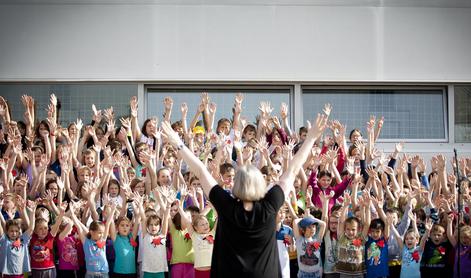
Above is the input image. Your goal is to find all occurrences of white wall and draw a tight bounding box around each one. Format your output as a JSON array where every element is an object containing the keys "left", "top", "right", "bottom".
[{"left": 0, "top": 4, "right": 470, "bottom": 81}]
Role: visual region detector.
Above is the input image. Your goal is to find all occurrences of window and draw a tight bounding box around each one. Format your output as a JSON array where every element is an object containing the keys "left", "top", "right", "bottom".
[
  {"left": 0, "top": 83, "right": 137, "bottom": 127},
  {"left": 302, "top": 87, "right": 447, "bottom": 141},
  {"left": 146, "top": 87, "right": 291, "bottom": 127},
  {"left": 455, "top": 85, "right": 471, "bottom": 143}
]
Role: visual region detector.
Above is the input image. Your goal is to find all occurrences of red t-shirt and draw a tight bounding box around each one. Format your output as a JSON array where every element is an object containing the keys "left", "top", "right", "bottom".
[{"left": 30, "top": 232, "right": 55, "bottom": 269}]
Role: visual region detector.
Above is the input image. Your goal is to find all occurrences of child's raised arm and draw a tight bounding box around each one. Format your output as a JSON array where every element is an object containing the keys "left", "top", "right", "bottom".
[
  {"left": 24, "top": 200, "right": 37, "bottom": 237},
  {"left": 420, "top": 218, "right": 433, "bottom": 251},
  {"left": 51, "top": 202, "right": 67, "bottom": 237},
  {"left": 362, "top": 193, "right": 372, "bottom": 239},
  {"left": 103, "top": 203, "right": 116, "bottom": 241},
  {"left": 69, "top": 201, "right": 88, "bottom": 244},
  {"left": 446, "top": 214, "right": 458, "bottom": 247},
  {"left": 0, "top": 198, "right": 5, "bottom": 237},
  {"left": 337, "top": 196, "right": 350, "bottom": 239},
  {"left": 161, "top": 201, "right": 171, "bottom": 236},
  {"left": 390, "top": 221, "right": 403, "bottom": 250}
]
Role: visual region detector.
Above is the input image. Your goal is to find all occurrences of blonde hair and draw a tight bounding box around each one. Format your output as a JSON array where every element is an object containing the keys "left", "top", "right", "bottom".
[
  {"left": 232, "top": 165, "right": 267, "bottom": 202},
  {"left": 460, "top": 225, "right": 471, "bottom": 242}
]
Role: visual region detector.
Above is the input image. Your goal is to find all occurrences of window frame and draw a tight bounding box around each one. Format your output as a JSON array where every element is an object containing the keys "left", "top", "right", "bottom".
[{"left": 301, "top": 85, "right": 449, "bottom": 143}]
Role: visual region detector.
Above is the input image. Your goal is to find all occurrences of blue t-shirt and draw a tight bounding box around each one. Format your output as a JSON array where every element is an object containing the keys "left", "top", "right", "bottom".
[
  {"left": 83, "top": 238, "right": 109, "bottom": 273},
  {"left": 113, "top": 234, "right": 136, "bottom": 274},
  {"left": 400, "top": 246, "right": 421, "bottom": 278},
  {"left": 365, "top": 236, "right": 389, "bottom": 278},
  {"left": 0, "top": 233, "right": 31, "bottom": 275}
]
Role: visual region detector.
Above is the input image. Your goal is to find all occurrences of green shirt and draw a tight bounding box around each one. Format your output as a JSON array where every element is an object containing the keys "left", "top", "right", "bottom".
[{"left": 169, "top": 224, "right": 194, "bottom": 264}]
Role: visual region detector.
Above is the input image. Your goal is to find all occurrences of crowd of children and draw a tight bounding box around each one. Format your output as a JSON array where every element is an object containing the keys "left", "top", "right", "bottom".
[{"left": 0, "top": 92, "right": 470, "bottom": 278}]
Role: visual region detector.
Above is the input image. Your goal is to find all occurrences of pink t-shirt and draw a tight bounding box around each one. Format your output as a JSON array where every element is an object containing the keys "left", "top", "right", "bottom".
[{"left": 56, "top": 235, "right": 81, "bottom": 270}]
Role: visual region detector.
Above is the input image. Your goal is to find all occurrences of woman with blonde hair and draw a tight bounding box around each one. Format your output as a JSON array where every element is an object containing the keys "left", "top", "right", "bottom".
[{"left": 160, "top": 104, "right": 331, "bottom": 278}]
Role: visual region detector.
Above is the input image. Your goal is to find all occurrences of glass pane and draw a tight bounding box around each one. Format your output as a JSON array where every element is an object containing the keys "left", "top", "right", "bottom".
[
  {"left": 0, "top": 83, "right": 137, "bottom": 127},
  {"left": 147, "top": 88, "right": 291, "bottom": 126},
  {"left": 302, "top": 89, "right": 446, "bottom": 140},
  {"left": 455, "top": 86, "right": 471, "bottom": 143}
]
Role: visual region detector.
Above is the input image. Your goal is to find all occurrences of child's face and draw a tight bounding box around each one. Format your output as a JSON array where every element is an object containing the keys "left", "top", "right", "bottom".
[
  {"left": 33, "top": 149, "right": 42, "bottom": 164},
  {"left": 370, "top": 228, "right": 383, "bottom": 241},
  {"left": 3, "top": 198, "right": 15, "bottom": 210},
  {"left": 34, "top": 222, "right": 49, "bottom": 239},
  {"left": 78, "top": 170, "right": 91, "bottom": 182},
  {"left": 243, "top": 130, "right": 256, "bottom": 141},
  {"left": 170, "top": 204, "right": 179, "bottom": 218},
  {"left": 460, "top": 233, "right": 471, "bottom": 246},
  {"left": 222, "top": 169, "right": 235, "bottom": 188},
  {"left": 329, "top": 214, "right": 339, "bottom": 233},
  {"left": 283, "top": 214, "right": 293, "bottom": 226},
  {"left": 127, "top": 169, "right": 136, "bottom": 181},
  {"left": 303, "top": 224, "right": 317, "bottom": 238},
  {"left": 109, "top": 183, "right": 119, "bottom": 197},
  {"left": 405, "top": 232, "right": 419, "bottom": 249},
  {"left": 47, "top": 183, "right": 59, "bottom": 197},
  {"left": 276, "top": 210, "right": 286, "bottom": 224},
  {"left": 319, "top": 176, "right": 332, "bottom": 189},
  {"left": 90, "top": 226, "right": 105, "bottom": 241},
  {"left": 84, "top": 154, "right": 95, "bottom": 168},
  {"left": 118, "top": 220, "right": 131, "bottom": 236},
  {"left": 147, "top": 219, "right": 160, "bottom": 235},
  {"left": 431, "top": 226, "right": 446, "bottom": 245},
  {"left": 217, "top": 122, "right": 231, "bottom": 136},
  {"left": 350, "top": 131, "right": 362, "bottom": 143},
  {"left": 195, "top": 218, "right": 210, "bottom": 234},
  {"left": 300, "top": 131, "right": 307, "bottom": 141},
  {"left": 345, "top": 222, "right": 359, "bottom": 240},
  {"left": 158, "top": 170, "right": 172, "bottom": 186},
  {"left": 190, "top": 179, "right": 201, "bottom": 189},
  {"left": 386, "top": 212, "right": 399, "bottom": 226},
  {"left": 7, "top": 225, "right": 21, "bottom": 241},
  {"left": 134, "top": 182, "right": 145, "bottom": 196}
]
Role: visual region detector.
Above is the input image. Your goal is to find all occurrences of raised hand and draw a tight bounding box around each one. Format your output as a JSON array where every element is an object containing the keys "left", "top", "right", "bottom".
[
  {"left": 161, "top": 121, "right": 184, "bottom": 148},
  {"left": 209, "top": 102, "right": 217, "bottom": 115},
  {"left": 92, "top": 104, "right": 102, "bottom": 123},
  {"left": 50, "top": 93, "right": 58, "bottom": 106},
  {"left": 130, "top": 96, "right": 138, "bottom": 118},
  {"left": 280, "top": 102, "right": 288, "bottom": 120},
  {"left": 323, "top": 103, "right": 332, "bottom": 117},
  {"left": 234, "top": 93, "right": 244, "bottom": 114},
  {"left": 73, "top": 118, "right": 83, "bottom": 132},
  {"left": 345, "top": 157, "right": 355, "bottom": 175},
  {"left": 181, "top": 103, "right": 188, "bottom": 117},
  {"left": 164, "top": 97, "right": 174, "bottom": 111}
]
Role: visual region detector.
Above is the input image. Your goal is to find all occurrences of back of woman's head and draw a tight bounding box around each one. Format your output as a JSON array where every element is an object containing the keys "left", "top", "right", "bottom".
[{"left": 232, "top": 165, "right": 267, "bottom": 202}]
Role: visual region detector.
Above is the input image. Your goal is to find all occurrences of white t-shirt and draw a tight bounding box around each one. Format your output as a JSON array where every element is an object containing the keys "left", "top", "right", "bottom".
[
  {"left": 191, "top": 231, "right": 214, "bottom": 268},
  {"left": 141, "top": 233, "right": 168, "bottom": 273}
]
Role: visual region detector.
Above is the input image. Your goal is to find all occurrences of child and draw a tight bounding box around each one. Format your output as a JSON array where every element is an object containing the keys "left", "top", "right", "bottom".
[
  {"left": 390, "top": 216, "right": 431, "bottom": 278},
  {"left": 336, "top": 194, "right": 370, "bottom": 278},
  {"left": 293, "top": 211, "right": 327, "bottom": 278},
  {"left": 71, "top": 201, "right": 115, "bottom": 277},
  {"left": 191, "top": 214, "right": 216, "bottom": 278},
  {"left": 30, "top": 217, "right": 57, "bottom": 277},
  {"left": 136, "top": 194, "right": 170, "bottom": 278},
  {"left": 446, "top": 215, "right": 471, "bottom": 278},
  {"left": 0, "top": 197, "right": 34, "bottom": 277},
  {"left": 219, "top": 163, "right": 235, "bottom": 191},
  {"left": 53, "top": 207, "right": 84, "bottom": 277},
  {"left": 276, "top": 205, "right": 294, "bottom": 278},
  {"left": 313, "top": 189, "right": 338, "bottom": 278},
  {"left": 109, "top": 214, "right": 140, "bottom": 277},
  {"left": 420, "top": 222, "right": 453, "bottom": 278},
  {"left": 365, "top": 218, "right": 390, "bottom": 278}
]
